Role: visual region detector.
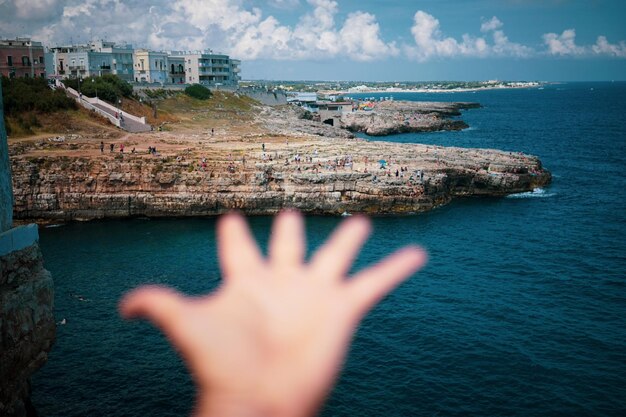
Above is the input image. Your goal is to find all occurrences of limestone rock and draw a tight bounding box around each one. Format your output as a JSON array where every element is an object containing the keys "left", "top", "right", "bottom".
[
  {"left": 10, "top": 141, "right": 551, "bottom": 220},
  {"left": 0, "top": 244, "right": 55, "bottom": 417}
]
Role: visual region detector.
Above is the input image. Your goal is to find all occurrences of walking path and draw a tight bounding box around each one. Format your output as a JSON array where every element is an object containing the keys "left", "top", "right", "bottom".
[{"left": 62, "top": 83, "right": 152, "bottom": 133}]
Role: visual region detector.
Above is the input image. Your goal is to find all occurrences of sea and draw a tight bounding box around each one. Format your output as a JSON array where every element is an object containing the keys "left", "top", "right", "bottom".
[{"left": 31, "top": 82, "right": 626, "bottom": 416}]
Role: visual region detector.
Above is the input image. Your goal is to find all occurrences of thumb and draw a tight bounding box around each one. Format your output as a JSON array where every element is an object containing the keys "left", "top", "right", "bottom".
[{"left": 119, "top": 285, "right": 185, "bottom": 331}]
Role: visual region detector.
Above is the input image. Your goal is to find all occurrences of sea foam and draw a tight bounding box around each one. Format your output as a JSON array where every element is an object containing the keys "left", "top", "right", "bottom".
[{"left": 506, "top": 188, "right": 555, "bottom": 199}]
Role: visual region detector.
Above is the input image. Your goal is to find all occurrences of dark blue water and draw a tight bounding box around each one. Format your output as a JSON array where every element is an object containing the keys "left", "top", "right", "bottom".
[{"left": 32, "top": 83, "right": 626, "bottom": 416}]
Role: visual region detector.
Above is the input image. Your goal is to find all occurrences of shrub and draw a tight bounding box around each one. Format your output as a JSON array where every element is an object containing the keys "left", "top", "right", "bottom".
[
  {"left": 2, "top": 76, "right": 76, "bottom": 115},
  {"left": 64, "top": 74, "right": 133, "bottom": 103},
  {"left": 184, "top": 84, "right": 212, "bottom": 100}
]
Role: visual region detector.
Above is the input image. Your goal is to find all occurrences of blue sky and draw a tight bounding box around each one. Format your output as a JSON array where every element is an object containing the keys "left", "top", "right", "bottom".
[{"left": 1, "top": 0, "right": 625, "bottom": 81}]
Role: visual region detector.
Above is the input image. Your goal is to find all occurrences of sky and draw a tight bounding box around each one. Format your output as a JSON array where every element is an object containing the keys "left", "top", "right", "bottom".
[{"left": 1, "top": 0, "right": 625, "bottom": 81}]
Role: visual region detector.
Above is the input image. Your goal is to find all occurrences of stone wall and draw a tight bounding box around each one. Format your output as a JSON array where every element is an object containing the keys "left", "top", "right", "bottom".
[
  {"left": 0, "top": 243, "right": 55, "bottom": 417},
  {"left": 0, "top": 81, "right": 13, "bottom": 232}
]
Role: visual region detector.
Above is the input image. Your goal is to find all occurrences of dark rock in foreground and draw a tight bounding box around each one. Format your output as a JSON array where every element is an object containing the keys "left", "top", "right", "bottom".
[{"left": 0, "top": 244, "right": 55, "bottom": 417}]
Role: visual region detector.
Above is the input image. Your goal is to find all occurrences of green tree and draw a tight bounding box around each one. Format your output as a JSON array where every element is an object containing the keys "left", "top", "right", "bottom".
[{"left": 184, "top": 84, "right": 212, "bottom": 100}]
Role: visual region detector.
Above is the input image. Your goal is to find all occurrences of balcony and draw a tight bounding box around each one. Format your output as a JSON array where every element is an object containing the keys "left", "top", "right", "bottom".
[{"left": 100, "top": 65, "right": 111, "bottom": 70}]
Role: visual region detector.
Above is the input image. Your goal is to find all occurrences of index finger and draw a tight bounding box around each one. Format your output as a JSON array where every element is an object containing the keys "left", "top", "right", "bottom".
[{"left": 217, "top": 212, "right": 265, "bottom": 281}]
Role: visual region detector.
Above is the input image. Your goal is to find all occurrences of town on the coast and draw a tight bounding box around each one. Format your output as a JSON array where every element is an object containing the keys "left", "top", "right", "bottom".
[{"left": 0, "top": 36, "right": 550, "bottom": 222}]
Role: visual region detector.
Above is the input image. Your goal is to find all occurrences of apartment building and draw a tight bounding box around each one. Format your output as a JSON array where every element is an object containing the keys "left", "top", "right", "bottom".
[
  {"left": 47, "top": 44, "right": 126, "bottom": 79},
  {"left": 11, "top": 37, "right": 241, "bottom": 86},
  {"left": 0, "top": 38, "right": 46, "bottom": 78},
  {"left": 89, "top": 41, "right": 134, "bottom": 81},
  {"left": 167, "top": 55, "right": 186, "bottom": 84},
  {"left": 172, "top": 52, "right": 240, "bottom": 86},
  {"left": 133, "top": 49, "right": 168, "bottom": 83}
]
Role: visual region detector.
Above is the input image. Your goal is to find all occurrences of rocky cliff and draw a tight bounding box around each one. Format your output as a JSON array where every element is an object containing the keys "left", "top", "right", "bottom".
[
  {"left": 0, "top": 243, "right": 55, "bottom": 417},
  {"left": 10, "top": 140, "right": 551, "bottom": 220},
  {"left": 340, "top": 101, "right": 479, "bottom": 136}
]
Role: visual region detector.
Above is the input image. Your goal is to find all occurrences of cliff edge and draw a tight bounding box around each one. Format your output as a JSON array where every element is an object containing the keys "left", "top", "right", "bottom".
[{"left": 10, "top": 138, "right": 551, "bottom": 220}]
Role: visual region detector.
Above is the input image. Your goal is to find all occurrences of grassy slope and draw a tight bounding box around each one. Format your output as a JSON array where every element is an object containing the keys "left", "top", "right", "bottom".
[{"left": 6, "top": 90, "right": 261, "bottom": 139}]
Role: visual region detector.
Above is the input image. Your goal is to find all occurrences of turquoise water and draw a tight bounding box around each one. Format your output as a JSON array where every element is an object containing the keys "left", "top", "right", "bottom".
[{"left": 32, "top": 83, "right": 626, "bottom": 416}]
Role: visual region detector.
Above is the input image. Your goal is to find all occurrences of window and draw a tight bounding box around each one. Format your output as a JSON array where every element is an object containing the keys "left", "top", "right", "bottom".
[
  {"left": 7, "top": 56, "right": 12, "bottom": 66},
  {"left": 39, "top": 56, "right": 44, "bottom": 64},
  {"left": 22, "top": 56, "right": 30, "bottom": 66}
]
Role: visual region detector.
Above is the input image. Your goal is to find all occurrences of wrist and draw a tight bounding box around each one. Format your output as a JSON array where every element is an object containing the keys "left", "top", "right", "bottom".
[{"left": 194, "top": 392, "right": 311, "bottom": 417}]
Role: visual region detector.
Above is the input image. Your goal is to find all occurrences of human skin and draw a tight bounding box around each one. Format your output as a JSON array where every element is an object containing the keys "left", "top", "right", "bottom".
[{"left": 119, "top": 211, "right": 427, "bottom": 417}]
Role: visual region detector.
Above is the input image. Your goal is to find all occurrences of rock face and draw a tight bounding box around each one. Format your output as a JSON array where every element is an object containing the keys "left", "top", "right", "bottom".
[
  {"left": 340, "top": 101, "right": 479, "bottom": 136},
  {"left": 0, "top": 82, "right": 13, "bottom": 232},
  {"left": 0, "top": 243, "right": 55, "bottom": 417},
  {"left": 10, "top": 142, "right": 551, "bottom": 220},
  {"left": 257, "top": 105, "right": 356, "bottom": 139}
]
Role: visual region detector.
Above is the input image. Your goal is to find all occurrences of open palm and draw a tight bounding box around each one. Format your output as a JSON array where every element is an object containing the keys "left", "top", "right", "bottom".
[{"left": 120, "top": 211, "right": 426, "bottom": 417}]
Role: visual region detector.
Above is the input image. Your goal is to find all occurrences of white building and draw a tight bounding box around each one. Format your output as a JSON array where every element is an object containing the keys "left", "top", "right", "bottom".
[
  {"left": 47, "top": 45, "right": 112, "bottom": 79},
  {"left": 44, "top": 41, "right": 240, "bottom": 86},
  {"left": 133, "top": 49, "right": 168, "bottom": 83},
  {"left": 171, "top": 52, "right": 240, "bottom": 86}
]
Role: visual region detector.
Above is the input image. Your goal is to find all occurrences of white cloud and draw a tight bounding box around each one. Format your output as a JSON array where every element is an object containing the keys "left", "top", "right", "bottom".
[
  {"left": 226, "top": 0, "right": 397, "bottom": 61},
  {"left": 339, "top": 12, "right": 399, "bottom": 61},
  {"left": 542, "top": 29, "right": 585, "bottom": 55},
  {"left": 592, "top": 36, "right": 626, "bottom": 58},
  {"left": 14, "top": 0, "right": 60, "bottom": 20},
  {"left": 406, "top": 11, "right": 531, "bottom": 61},
  {"left": 542, "top": 30, "right": 626, "bottom": 58},
  {"left": 2, "top": 0, "right": 625, "bottom": 64},
  {"left": 481, "top": 16, "right": 503, "bottom": 33}
]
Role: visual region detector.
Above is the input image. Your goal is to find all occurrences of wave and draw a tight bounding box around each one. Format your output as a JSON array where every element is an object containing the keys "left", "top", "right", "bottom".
[
  {"left": 506, "top": 188, "right": 555, "bottom": 199},
  {"left": 45, "top": 224, "right": 65, "bottom": 228}
]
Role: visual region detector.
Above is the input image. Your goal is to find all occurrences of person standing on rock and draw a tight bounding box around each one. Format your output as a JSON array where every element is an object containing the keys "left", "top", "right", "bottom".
[
  {"left": 110, "top": 143, "right": 114, "bottom": 153},
  {"left": 262, "top": 143, "right": 265, "bottom": 152},
  {"left": 120, "top": 143, "right": 125, "bottom": 153},
  {"left": 100, "top": 141, "right": 104, "bottom": 154}
]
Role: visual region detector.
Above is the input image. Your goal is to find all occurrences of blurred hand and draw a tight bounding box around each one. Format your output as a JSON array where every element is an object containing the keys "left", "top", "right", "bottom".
[{"left": 120, "top": 211, "right": 426, "bottom": 417}]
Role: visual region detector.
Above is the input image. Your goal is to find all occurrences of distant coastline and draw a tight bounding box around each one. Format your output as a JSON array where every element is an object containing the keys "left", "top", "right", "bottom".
[
  {"left": 322, "top": 82, "right": 543, "bottom": 95},
  {"left": 242, "top": 80, "right": 544, "bottom": 96}
]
